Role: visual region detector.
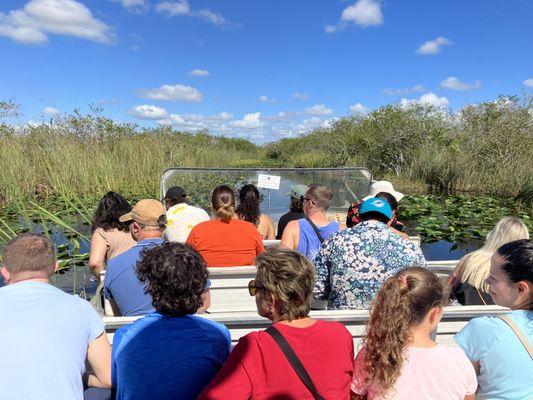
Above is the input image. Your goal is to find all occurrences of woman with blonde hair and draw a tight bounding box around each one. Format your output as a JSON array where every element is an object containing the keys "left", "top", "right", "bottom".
[
  {"left": 351, "top": 267, "right": 477, "bottom": 400},
  {"left": 200, "top": 247, "right": 354, "bottom": 399},
  {"left": 186, "top": 185, "right": 264, "bottom": 267},
  {"left": 451, "top": 216, "right": 529, "bottom": 305}
]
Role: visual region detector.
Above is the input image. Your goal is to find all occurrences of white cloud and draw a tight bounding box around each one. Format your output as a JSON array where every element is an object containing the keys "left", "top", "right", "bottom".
[
  {"left": 231, "top": 112, "right": 264, "bottom": 129},
  {"left": 156, "top": 1, "right": 229, "bottom": 27},
  {"left": 306, "top": 104, "right": 333, "bottom": 116},
  {"left": 341, "top": 0, "right": 383, "bottom": 27},
  {"left": 400, "top": 92, "right": 449, "bottom": 108},
  {"left": 43, "top": 106, "right": 59, "bottom": 116},
  {"left": 188, "top": 68, "right": 210, "bottom": 77},
  {"left": 440, "top": 76, "right": 481, "bottom": 91},
  {"left": 324, "top": 25, "right": 337, "bottom": 34},
  {"left": 259, "top": 95, "right": 277, "bottom": 104},
  {"left": 0, "top": 0, "right": 113, "bottom": 45},
  {"left": 382, "top": 84, "right": 426, "bottom": 96},
  {"left": 157, "top": 111, "right": 234, "bottom": 130},
  {"left": 141, "top": 83, "right": 202, "bottom": 102},
  {"left": 293, "top": 92, "right": 310, "bottom": 101},
  {"left": 349, "top": 103, "right": 369, "bottom": 115},
  {"left": 292, "top": 117, "right": 329, "bottom": 134},
  {"left": 155, "top": 1, "right": 190, "bottom": 16},
  {"left": 417, "top": 37, "right": 452, "bottom": 55},
  {"left": 113, "top": 0, "right": 148, "bottom": 13},
  {"left": 196, "top": 9, "right": 228, "bottom": 26},
  {"left": 325, "top": 0, "right": 383, "bottom": 33},
  {"left": 523, "top": 78, "right": 533, "bottom": 88},
  {"left": 130, "top": 104, "right": 168, "bottom": 119},
  {"left": 217, "top": 112, "right": 233, "bottom": 120}
]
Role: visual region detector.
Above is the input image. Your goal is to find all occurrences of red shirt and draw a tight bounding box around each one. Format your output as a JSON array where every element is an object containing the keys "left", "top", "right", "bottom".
[
  {"left": 199, "top": 320, "right": 354, "bottom": 400},
  {"left": 186, "top": 219, "right": 264, "bottom": 267}
]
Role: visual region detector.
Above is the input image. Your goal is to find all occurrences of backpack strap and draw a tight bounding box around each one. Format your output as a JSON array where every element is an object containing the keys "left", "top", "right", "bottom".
[
  {"left": 304, "top": 217, "right": 324, "bottom": 244},
  {"left": 265, "top": 326, "right": 325, "bottom": 400},
  {"left": 497, "top": 315, "right": 533, "bottom": 359}
]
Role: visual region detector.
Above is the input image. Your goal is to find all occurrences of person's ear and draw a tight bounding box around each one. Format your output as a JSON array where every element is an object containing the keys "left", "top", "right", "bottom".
[
  {"left": 1, "top": 267, "right": 11, "bottom": 284},
  {"left": 428, "top": 306, "right": 443, "bottom": 325},
  {"left": 265, "top": 292, "right": 275, "bottom": 307},
  {"left": 517, "top": 280, "right": 531, "bottom": 297},
  {"left": 53, "top": 262, "right": 59, "bottom": 273}
]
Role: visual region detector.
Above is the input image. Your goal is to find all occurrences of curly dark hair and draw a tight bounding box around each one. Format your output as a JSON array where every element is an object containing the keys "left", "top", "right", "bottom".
[
  {"left": 91, "top": 191, "right": 132, "bottom": 232},
  {"left": 136, "top": 242, "right": 209, "bottom": 316},
  {"left": 236, "top": 184, "right": 261, "bottom": 225}
]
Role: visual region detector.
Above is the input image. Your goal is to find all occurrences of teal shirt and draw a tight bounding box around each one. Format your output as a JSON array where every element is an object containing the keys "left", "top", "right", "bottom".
[{"left": 455, "top": 310, "right": 533, "bottom": 400}]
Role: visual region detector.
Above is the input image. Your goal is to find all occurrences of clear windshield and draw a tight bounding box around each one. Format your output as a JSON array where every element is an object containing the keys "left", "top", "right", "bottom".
[{"left": 160, "top": 168, "right": 372, "bottom": 224}]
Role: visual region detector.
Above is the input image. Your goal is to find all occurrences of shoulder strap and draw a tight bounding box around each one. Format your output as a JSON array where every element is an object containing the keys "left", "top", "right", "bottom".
[
  {"left": 497, "top": 315, "right": 533, "bottom": 359},
  {"left": 304, "top": 217, "right": 324, "bottom": 243},
  {"left": 265, "top": 326, "right": 325, "bottom": 400}
]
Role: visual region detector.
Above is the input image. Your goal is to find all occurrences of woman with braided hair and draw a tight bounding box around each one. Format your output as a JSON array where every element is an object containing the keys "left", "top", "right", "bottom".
[
  {"left": 186, "top": 185, "right": 264, "bottom": 267},
  {"left": 351, "top": 267, "right": 477, "bottom": 400}
]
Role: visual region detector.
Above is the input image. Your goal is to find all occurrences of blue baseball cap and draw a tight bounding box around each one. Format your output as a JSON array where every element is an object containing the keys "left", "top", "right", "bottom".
[{"left": 359, "top": 197, "right": 393, "bottom": 220}]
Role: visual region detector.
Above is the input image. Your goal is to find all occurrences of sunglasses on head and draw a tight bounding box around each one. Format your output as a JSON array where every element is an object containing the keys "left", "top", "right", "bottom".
[{"left": 248, "top": 279, "right": 265, "bottom": 296}]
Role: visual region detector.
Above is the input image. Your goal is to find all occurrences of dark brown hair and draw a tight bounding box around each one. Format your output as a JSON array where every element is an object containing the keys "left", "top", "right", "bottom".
[
  {"left": 2, "top": 234, "right": 56, "bottom": 276},
  {"left": 497, "top": 239, "right": 533, "bottom": 310},
  {"left": 363, "top": 267, "right": 449, "bottom": 395},
  {"left": 236, "top": 184, "right": 261, "bottom": 226},
  {"left": 212, "top": 185, "right": 236, "bottom": 223},
  {"left": 92, "top": 191, "right": 132, "bottom": 232},
  {"left": 136, "top": 242, "right": 208, "bottom": 316}
]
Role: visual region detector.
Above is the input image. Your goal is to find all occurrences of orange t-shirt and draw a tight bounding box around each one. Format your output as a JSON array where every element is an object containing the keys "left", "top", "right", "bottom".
[{"left": 186, "top": 219, "right": 265, "bottom": 267}]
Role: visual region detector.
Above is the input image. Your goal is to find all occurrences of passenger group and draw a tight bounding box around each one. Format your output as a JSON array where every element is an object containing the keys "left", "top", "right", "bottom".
[{"left": 0, "top": 180, "right": 531, "bottom": 400}]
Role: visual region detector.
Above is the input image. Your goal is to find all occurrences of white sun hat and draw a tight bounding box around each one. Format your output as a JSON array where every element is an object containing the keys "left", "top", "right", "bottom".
[{"left": 363, "top": 180, "right": 404, "bottom": 202}]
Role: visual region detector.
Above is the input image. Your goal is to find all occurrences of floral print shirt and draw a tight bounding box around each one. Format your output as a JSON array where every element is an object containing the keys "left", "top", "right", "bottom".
[{"left": 314, "top": 220, "right": 426, "bottom": 309}]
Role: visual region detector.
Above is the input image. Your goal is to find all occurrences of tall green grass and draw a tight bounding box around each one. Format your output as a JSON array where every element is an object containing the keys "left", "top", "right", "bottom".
[
  {"left": 0, "top": 115, "right": 262, "bottom": 204},
  {"left": 264, "top": 95, "right": 533, "bottom": 206},
  {"left": 0, "top": 95, "right": 532, "bottom": 207}
]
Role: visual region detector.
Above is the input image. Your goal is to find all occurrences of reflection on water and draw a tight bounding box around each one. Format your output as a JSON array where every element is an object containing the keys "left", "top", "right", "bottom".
[{"left": 421, "top": 239, "right": 482, "bottom": 261}]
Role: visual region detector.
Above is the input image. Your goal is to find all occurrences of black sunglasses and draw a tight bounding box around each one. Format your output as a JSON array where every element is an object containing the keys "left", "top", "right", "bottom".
[{"left": 248, "top": 279, "right": 265, "bottom": 296}]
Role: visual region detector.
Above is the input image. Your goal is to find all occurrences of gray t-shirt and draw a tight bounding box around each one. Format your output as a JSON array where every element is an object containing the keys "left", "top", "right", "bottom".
[{"left": 0, "top": 281, "right": 104, "bottom": 400}]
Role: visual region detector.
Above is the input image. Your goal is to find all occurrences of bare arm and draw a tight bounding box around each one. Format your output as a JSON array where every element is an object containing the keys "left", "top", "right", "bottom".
[
  {"left": 88, "top": 231, "right": 108, "bottom": 281},
  {"left": 85, "top": 333, "right": 112, "bottom": 388},
  {"left": 464, "top": 394, "right": 475, "bottom": 400},
  {"left": 280, "top": 220, "right": 298, "bottom": 250},
  {"left": 197, "top": 290, "right": 211, "bottom": 314}
]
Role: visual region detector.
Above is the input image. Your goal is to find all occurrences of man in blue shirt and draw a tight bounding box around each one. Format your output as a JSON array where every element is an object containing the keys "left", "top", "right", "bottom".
[
  {"left": 104, "top": 198, "right": 167, "bottom": 316},
  {"left": 0, "top": 234, "right": 111, "bottom": 400},
  {"left": 112, "top": 242, "right": 231, "bottom": 400}
]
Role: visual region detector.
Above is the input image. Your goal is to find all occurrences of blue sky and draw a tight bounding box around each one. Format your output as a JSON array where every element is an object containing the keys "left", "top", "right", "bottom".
[{"left": 1, "top": 0, "right": 532, "bottom": 143}]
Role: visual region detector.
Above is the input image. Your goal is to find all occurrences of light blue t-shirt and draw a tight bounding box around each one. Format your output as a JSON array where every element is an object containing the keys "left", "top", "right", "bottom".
[
  {"left": 112, "top": 312, "right": 231, "bottom": 400},
  {"left": 455, "top": 310, "right": 533, "bottom": 400},
  {"left": 297, "top": 219, "right": 339, "bottom": 262},
  {"left": 104, "top": 238, "right": 163, "bottom": 316},
  {"left": 0, "top": 281, "right": 104, "bottom": 400}
]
